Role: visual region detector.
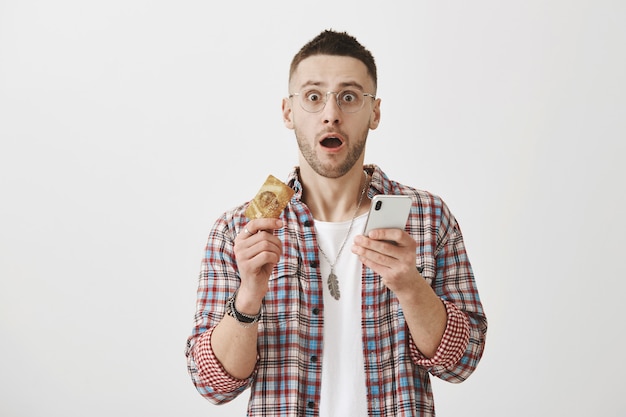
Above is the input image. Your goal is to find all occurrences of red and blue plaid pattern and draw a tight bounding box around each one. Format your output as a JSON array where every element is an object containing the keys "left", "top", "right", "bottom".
[{"left": 186, "top": 165, "right": 487, "bottom": 416}]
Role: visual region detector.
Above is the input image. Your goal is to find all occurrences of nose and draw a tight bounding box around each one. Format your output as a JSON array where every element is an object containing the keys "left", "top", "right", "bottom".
[{"left": 321, "top": 92, "right": 342, "bottom": 125}]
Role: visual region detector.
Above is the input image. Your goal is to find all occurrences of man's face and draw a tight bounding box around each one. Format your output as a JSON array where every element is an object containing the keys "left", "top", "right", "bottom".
[{"left": 283, "top": 55, "right": 381, "bottom": 179}]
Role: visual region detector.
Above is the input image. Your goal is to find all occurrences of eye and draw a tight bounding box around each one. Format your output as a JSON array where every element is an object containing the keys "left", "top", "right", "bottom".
[
  {"left": 304, "top": 90, "right": 323, "bottom": 102},
  {"left": 340, "top": 91, "right": 358, "bottom": 103}
]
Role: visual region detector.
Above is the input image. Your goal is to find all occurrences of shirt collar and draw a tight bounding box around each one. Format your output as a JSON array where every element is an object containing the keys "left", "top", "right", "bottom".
[{"left": 286, "top": 164, "right": 390, "bottom": 202}]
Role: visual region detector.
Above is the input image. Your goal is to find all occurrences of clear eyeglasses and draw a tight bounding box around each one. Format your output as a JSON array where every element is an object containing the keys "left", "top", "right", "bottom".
[{"left": 289, "top": 88, "right": 376, "bottom": 113}]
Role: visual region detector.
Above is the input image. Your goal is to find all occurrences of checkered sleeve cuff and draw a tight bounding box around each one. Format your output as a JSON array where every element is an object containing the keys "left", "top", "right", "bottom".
[
  {"left": 411, "top": 299, "right": 471, "bottom": 368},
  {"left": 193, "top": 326, "right": 252, "bottom": 393}
]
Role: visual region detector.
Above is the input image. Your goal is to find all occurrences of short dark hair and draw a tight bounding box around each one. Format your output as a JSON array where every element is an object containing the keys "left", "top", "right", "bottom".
[{"left": 289, "top": 30, "right": 377, "bottom": 90}]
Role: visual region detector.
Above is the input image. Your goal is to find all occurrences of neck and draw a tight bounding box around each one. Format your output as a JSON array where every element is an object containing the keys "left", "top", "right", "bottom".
[{"left": 300, "top": 167, "right": 370, "bottom": 222}]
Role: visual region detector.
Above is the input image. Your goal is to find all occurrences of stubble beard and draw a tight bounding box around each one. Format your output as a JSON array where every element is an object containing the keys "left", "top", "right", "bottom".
[{"left": 295, "top": 127, "right": 368, "bottom": 179}]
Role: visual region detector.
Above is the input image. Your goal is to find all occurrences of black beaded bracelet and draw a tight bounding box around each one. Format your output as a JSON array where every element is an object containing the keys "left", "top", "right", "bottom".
[{"left": 225, "top": 290, "right": 262, "bottom": 326}]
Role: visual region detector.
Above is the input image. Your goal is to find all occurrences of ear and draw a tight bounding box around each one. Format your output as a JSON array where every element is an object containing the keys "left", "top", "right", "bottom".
[
  {"left": 369, "top": 98, "right": 381, "bottom": 130},
  {"left": 282, "top": 97, "right": 294, "bottom": 129}
]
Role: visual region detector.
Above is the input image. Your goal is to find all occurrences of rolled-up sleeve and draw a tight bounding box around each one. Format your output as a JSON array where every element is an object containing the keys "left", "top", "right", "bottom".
[
  {"left": 186, "top": 326, "right": 252, "bottom": 401},
  {"left": 185, "top": 213, "right": 253, "bottom": 404},
  {"left": 411, "top": 197, "right": 488, "bottom": 383},
  {"left": 410, "top": 299, "right": 471, "bottom": 370}
]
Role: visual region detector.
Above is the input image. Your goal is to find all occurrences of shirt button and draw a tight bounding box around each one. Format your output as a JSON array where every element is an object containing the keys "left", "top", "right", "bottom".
[
  {"left": 304, "top": 220, "right": 313, "bottom": 227},
  {"left": 307, "top": 401, "right": 315, "bottom": 408},
  {"left": 310, "top": 355, "right": 318, "bottom": 363},
  {"left": 312, "top": 308, "right": 319, "bottom": 315},
  {"left": 309, "top": 261, "right": 319, "bottom": 268}
]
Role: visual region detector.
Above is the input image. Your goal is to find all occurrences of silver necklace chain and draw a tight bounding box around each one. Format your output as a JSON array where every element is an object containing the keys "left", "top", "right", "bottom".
[{"left": 317, "top": 170, "right": 369, "bottom": 300}]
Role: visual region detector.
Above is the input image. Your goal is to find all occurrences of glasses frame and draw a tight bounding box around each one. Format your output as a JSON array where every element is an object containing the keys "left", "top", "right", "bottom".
[{"left": 289, "top": 89, "right": 376, "bottom": 114}]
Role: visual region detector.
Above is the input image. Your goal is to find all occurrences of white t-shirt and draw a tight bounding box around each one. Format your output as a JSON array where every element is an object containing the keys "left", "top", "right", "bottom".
[{"left": 315, "top": 214, "right": 368, "bottom": 416}]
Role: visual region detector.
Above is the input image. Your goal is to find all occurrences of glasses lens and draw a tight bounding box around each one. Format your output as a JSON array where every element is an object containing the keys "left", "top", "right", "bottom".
[
  {"left": 300, "top": 89, "right": 325, "bottom": 112},
  {"left": 337, "top": 89, "right": 364, "bottom": 113},
  {"left": 296, "top": 89, "right": 367, "bottom": 113}
]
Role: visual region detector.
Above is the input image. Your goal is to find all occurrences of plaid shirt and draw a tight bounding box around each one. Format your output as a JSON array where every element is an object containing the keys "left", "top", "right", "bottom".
[{"left": 186, "top": 165, "right": 487, "bottom": 416}]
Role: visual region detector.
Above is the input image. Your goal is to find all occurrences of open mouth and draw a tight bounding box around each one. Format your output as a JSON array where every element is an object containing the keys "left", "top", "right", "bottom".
[{"left": 320, "top": 137, "right": 343, "bottom": 149}]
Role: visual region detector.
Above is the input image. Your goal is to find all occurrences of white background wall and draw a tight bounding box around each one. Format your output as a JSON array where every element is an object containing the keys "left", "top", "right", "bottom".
[{"left": 1, "top": 1, "right": 624, "bottom": 416}]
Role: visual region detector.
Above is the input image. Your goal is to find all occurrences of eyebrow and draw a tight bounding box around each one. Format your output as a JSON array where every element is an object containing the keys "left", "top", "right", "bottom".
[{"left": 298, "top": 80, "right": 366, "bottom": 91}]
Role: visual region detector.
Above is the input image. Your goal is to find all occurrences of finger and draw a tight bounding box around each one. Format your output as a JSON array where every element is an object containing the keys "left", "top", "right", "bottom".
[
  {"left": 354, "top": 233, "right": 416, "bottom": 269},
  {"left": 360, "top": 244, "right": 395, "bottom": 266},
  {"left": 355, "top": 243, "right": 417, "bottom": 285},
  {"left": 237, "top": 240, "right": 283, "bottom": 280},
  {"left": 246, "top": 249, "right": 282, "bottom": 271},
  {"left": 242, "top": 218, "right": 283, "bottom": 237},
  {"left": 365, "top": 228, "right": 406, "bottom": 244},
  {"left": 237, "top": 234, "right": 283, "bottom": 259},
  {"left": 354, "top": 233, "right": 400, "bottom": 258}
]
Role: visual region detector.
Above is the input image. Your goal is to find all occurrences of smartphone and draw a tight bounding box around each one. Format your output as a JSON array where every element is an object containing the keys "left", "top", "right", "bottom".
[{"left": 363, "top": 195, "right": 412, "bottom": 236}]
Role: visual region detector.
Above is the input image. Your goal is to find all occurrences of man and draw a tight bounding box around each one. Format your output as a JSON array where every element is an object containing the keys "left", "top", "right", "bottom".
[{"left": 186, "top": 29, "right": 487, "bottom": 416}]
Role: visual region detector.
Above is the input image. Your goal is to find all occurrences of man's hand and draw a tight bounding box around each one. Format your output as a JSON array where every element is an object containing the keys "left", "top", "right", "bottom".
[
  {"left": 352, "top": 228, "right": 420, "bottom": 295},
  {"left": 352, "top": 228, "right": 447, "bottom": 358},
  {"left": 233, "top": 218, "right": 283, "bottom": 314}
]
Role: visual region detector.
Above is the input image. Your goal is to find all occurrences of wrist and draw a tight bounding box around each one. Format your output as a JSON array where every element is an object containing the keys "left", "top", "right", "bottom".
[
  {"left": 236, "top": 284, "right": 266, "bottom": 314},
  {"left": 226, "top": 290, "right": 263, "bottom": 327}
]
